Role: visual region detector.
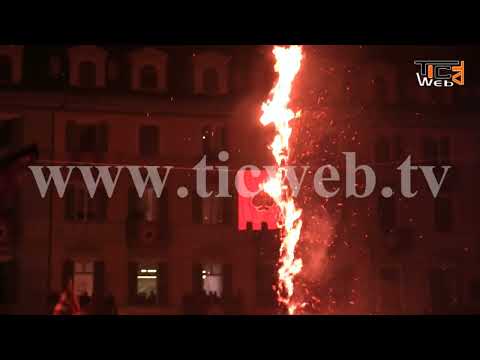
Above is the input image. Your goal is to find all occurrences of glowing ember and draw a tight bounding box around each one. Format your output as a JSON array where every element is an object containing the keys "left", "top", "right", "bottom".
[{"left": 260, "top": 45, "right": 304, "bottom": 314}]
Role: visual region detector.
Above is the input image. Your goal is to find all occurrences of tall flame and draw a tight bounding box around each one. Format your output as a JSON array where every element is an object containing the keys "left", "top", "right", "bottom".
[{"left": 260, "top": 45, "right": 304, "bottom": 314}]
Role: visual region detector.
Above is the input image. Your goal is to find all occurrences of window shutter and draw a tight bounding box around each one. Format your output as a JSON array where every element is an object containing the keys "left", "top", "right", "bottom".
[
  {"left": 222, "top": 194, "right": 233, "bottom": 225},
  {"left": 158, "top": 186, "right": 169, "bottom": 244},
  {"left": 192, "top": 263, "right": 203, "bottom": 294},
  {"left": 192, "top": 191, "right": 202, "bottom": 224},
  {"left": 128, "top": 262, "right": 138, "bottom": 304},
  {"left": 223, "top": 264, "right": 233, "bottom": 299},
  {"left": 128, "top": 187, "right": 138, "bottom": 219},
  {"left": 96, "top": 189, "right": 107, "bottom": 222},
  {"left": 65, "top": 187, "right": 75, "bottom": 221},
  {"left": 98, "top": 123, "right": 108, "bottom": 153},
  {"left": 62, "top": 259, "right": 74, "bottom": 290},
  {"left": 66, "top": 121, "right": 77, "bottom": 153},
  {"left": 93, "top": 261, "right": 105, "bottom": 300},
  {"left": 5, "top": 260, "right": 17, "bottom": 304},
  {"left": 157, "top": 262, "right": 169, "bottom": 305},
  {"left": 13, "top": 118, "right": 24, "bottom": 147}
]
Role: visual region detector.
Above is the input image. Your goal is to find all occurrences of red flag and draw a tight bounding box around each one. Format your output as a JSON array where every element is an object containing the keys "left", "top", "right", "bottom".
[{"left": 237, "top": 169, "right": 279, "bottom": 230}]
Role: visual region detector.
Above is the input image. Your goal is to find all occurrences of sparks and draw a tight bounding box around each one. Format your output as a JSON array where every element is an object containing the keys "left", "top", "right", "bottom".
[{"left": 259, "top": 45, "right": 304, "bottom": 314}]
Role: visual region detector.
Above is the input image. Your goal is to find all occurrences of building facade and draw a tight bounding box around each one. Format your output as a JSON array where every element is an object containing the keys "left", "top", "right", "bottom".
[{"left": 0, "top": 45, "right": 479, "bottom": 314}]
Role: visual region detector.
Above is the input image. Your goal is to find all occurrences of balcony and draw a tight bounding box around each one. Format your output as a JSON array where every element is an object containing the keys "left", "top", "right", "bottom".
[{"left": 125, "top": 218, "right": 169, "bottom": 253}]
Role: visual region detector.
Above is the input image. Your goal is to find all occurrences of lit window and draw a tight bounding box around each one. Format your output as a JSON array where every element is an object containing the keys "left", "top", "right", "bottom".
[
  {"left": 201, "top": 264, "right": 223, "bottom": 297},
  {"left": 73, "top": 261, "right": 94, "bottom": 297},
  {"left": 136, "top": 265, "right": 158, "bottom": 305}
]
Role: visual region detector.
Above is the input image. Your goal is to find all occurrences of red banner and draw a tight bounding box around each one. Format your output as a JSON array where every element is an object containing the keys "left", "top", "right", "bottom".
[{"left": 237, "top": 169, "right": 279, "bottom": 230}]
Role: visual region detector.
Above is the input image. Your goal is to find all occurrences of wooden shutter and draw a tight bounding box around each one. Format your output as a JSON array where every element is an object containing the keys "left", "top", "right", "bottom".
[
  {"left": 93, "top": 261, "right": 105, "bottom": 300},
  {"left": 62, "top": 259, "right": 74, "bottom": 290},
  {"left": 156, "top": 262, "right": 169, "bottom": 305},
  {"left": 222, "top": 194, "right": 233, "bottom": 225},
  {"left": 128, "top": 262, "right": 138, "bottom": 304},
  {"left": 65, "top": 187, "right": 75, "bottom": 221},
  {"left": 96, "top": 189, "right": 107, "bottom": 222},
  {"left": 192, "top": 263, "right": 203, "bottom": 294},
  {"left": 223, "top": 264, "right": 233, "bottom": 299},
  {"left": 5, "top": 260, "right": 17, "bottom": 304},
  {"left": 158, "top": 186, "right": 169, "bottom": 244}
]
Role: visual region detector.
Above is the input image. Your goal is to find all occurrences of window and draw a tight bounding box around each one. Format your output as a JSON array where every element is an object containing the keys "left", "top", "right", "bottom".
[
  {"left": 0, "top": 120, "right": 14, "bottom": 149},
  {"left": 423, "top": 136, "right": 450, "bottom": 163},
  {"left": 203, "top": 68, "right": 219, "bottom": 95},
  {"left": 201, "top": 263, "right": 223, "bottom": 297},
  {"left": 49, "top": 56, "right": 62, "bottom": 79},
  {"left": 129, "top": 262, "right": 168, "bottom": 305},
  {"left": 378, "top": 195, "right": 396, "bottom": 233},
  {"left": 202, "top": 125, "right": 226, "bottom": 158},
  {"left": 0, "top": 55, "right": 12, "bottom": 84},
  {"left": 136, "top": 265, "right": 158, "bottom": 305},
  {"left": 65, "top": 186, "right": 107, "bottom": 222},
  {"left": 429, "top": 268, "right": 457, "bottom": 313},
  {"left": 434, "top": 196, "right": 453, "bottom": 232},
  {"left": 129, "top": 186, "right": 158, "bottom": 222},
  {"left": 66, "top": 122, "right": 108, "bottom": 154},
  {"left": 78, "top": 61, "right": 96, "bottom": 88},
  {"left": 107, "top": 60, "right": 118, "bottom": 82},
  {"left": 73, "top": 261, "right": 94, "bottom": 297},
  {"left": 374, "top": 136, "right": 390, "bottom": 163},
  {"left": 193, "top": 52, "right": 230, "bottom": 95},
  {"left": 140, "top": 65, "right": 158, "bottom": 90},
  {"left": 378, "top": 266, "right": 402, "bottom": 314},
  {"left": 200, "top": 196, "right": 224, "bottom": 225},
  {"left": 79, "top": 125, "right": 97, "bottom": 152},
  {"left": 139, "top": 125, "right": 159, "bottom": 157}
]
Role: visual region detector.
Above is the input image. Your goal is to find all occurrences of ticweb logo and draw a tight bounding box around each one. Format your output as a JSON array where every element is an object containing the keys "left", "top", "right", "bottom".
[{"left": 414, "top": 60, "right": 464, "bottom": 87}]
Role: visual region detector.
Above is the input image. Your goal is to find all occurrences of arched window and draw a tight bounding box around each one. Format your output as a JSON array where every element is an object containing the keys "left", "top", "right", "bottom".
[
  {"left": 140, "top": 65, "right": 158, "bottom": 90},
  {"left": 78, "top": 61, "right": 96, "bottom": 88},
  {"left": 203, "top": 68, "right": 219, "bottom": 95},
  {"left": 0, "top": 55, "right": 12, "bottom": 83}
]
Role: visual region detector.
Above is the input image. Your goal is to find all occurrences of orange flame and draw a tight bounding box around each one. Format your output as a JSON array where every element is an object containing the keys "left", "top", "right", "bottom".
[{"left": 260, "top": 45, "right": 304, "bottom": 314}]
